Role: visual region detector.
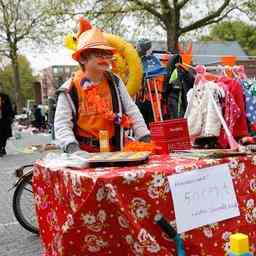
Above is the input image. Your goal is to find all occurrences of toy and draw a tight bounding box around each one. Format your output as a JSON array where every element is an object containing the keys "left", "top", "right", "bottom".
[{"left": 227, "top": 233, "right": 253, "bottom": 256}]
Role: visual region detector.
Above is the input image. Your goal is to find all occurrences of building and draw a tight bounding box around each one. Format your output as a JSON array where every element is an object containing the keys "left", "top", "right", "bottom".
[
  {"left": 148, "top": 40, "right": 249, "bottom": 65},
  {"left": 190, "top": 41, "right": 256, "bottom": 78},
  {"left": 148, "top": 40, "right": 256, "bottom": 77},
  {"left": 191, "top": 41, "right": 248, "bottom": 65},
  {"left": 38, "top": 64, "right": 78, "bottom": 104}
]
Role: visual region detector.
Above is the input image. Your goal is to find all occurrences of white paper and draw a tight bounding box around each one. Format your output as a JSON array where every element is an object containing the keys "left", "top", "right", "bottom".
[{"left": 168, "top": 163, "right": 240, "bottom": 233}]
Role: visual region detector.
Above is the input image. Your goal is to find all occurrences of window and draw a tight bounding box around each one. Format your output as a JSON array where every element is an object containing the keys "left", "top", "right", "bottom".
[
  {"left": 53, "top": 67, "right": 59, "bottom": 74},
  {"left": 64, "top": 66, "right": 70, "bottom": 74}
]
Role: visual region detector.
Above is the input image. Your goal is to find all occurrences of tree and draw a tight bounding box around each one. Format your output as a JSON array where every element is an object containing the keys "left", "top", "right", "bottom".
[
  {"left": 244, "top": 1, "right": 256, "bottom": 20},
  {"left": 0, "top": 55, "right": 37, "bottom": 104},
  {"left": 82, "top": 0, "right": 237, "bottom": 51},
  {"left": 201, "top": 21, "right": 256, "bottom": 56},
  {"left": 0, "top": 0, "right": 81, "bottom": 112}
]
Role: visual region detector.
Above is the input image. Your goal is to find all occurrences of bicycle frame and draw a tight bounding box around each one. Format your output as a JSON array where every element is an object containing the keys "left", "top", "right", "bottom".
[{"left": 9, "top": 165, "right": 33, "bottom": 191}]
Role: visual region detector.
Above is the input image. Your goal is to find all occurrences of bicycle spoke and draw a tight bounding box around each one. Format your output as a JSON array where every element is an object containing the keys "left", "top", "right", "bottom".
[{"left": 23, "top": 187, "right": 33, "bottom": 193}]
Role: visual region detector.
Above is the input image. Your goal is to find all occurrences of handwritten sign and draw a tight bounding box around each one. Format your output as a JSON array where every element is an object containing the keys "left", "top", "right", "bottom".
[{"left": 168, "top": 163, "right": 240, "bottom": 233}]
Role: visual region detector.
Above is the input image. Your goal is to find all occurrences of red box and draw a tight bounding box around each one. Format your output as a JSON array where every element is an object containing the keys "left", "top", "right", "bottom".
[{"left": 150, "top": 118, "right": 191, "bottom": 153}]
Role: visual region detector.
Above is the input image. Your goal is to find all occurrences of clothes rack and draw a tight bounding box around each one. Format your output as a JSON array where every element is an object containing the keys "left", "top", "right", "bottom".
[{"left": 177, "top": 62, "right": 242, "bottom": 150}]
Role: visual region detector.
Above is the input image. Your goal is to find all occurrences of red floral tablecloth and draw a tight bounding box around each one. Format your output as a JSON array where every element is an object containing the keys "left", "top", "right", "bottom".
[{"left": 32, "top": 154, "right": 256, "bottom": 256}]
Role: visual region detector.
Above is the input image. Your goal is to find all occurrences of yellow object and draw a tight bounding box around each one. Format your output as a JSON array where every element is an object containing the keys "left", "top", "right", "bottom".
[
  {"left": 99, "top": 130, "right": 110, "bottom": 152},
  {"left": 229, "top": 233, "right": 249, "bottom": 254},
  {"left": 104, "top": 33, "right": 143, "bottom": 96},
  {"left": 64, "top": 33, "right": 77, "bottom": 51}
]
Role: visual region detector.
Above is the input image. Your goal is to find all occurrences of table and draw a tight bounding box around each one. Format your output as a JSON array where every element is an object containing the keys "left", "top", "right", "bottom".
[{"left": 33, "top": 154, "right": 256, "bottom": 256}]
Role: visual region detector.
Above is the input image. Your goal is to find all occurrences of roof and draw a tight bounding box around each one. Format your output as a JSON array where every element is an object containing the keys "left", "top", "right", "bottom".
[
  {"left": 191, "top": 41, "right": 249, "bottom": 65},
  {"left": 148, "top": 41, "right": 249, "bottom": 65}
]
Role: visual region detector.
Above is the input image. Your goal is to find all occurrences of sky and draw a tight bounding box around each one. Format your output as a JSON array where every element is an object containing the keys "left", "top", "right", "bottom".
[{"left": 23, "top": 47, "right": 77, "bottom": 72}]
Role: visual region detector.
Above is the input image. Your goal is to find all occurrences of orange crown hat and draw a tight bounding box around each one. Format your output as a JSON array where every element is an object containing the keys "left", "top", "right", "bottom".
[
  {"left": 72, "top": 17, "right": 116, "bottom": 62},
  {"left": 76, "top": 17, "right": 92, "bottom": 38}
]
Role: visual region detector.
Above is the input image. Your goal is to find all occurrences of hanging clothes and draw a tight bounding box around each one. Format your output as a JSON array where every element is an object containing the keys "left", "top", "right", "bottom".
[
  {"left": 218, "top": 83, "right": 241, "bottom": 148},
  {"left": 241, "top": 79, "right": 256, "bottom": 133},
  {"left": 185, "top": 80, "right": 225, "bottom": 137},
  {"left": 218, "top": 77, "right": 249, "bottom": 138},
  {"left": 136, "top": 99, "right": 154, "bottom": 127},
  {"left": 164, "top": 66, "right": 195, "bottom": 119}
]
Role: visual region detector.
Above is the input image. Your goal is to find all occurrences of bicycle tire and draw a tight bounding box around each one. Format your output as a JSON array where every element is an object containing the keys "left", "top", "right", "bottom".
[{"left": 12, "top": 173, "right": 39, "bottom": 234}]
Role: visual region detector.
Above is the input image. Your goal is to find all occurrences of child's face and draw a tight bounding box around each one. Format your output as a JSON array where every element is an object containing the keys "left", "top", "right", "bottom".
[{"left": 80, "top": 49, "right": 113, "bottom": 72}]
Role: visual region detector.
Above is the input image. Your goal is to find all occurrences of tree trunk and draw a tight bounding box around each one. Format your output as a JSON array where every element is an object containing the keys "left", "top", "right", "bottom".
[
  {"left": 166, "top": 7, "right": 180, "bottom": 52},
  {"left": 166, "top": 25, "right": 179, "bottom": 52},
  {"left": 10, "top": 50, "right": 23, "bottom": 113}
]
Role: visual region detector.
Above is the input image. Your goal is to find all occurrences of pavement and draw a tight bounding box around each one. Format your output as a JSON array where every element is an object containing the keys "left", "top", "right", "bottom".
[{"left": 0, "top": 132, "right": 52, "bottom": 256}]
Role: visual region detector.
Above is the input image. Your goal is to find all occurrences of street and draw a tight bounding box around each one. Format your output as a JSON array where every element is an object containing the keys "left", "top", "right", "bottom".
[{"left": 0, "top": 132, "right": 52, "bottom": 256}]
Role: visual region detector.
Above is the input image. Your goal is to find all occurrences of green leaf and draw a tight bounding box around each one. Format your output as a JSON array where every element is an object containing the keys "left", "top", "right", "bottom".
[
  {"left": 200, "top": 21, "right": 256, "bottom": 56},
  {"left": 0, "top": 55, "right": 37, "bottom": 103}
]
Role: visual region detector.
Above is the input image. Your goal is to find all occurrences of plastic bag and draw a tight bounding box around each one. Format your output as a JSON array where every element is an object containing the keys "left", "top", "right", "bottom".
[{"left": 43, "top": 151, "right": 90, "bottom": 169}]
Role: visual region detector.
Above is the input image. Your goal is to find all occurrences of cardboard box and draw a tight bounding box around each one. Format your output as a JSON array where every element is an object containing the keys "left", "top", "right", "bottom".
[{"left": 150, "top": 118, "right": 191, "bottom": 153}]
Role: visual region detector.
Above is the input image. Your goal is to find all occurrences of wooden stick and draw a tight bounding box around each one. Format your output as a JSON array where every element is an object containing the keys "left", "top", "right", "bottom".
[
  {"left": 146, "top": 79, "right": 157, "bottom": 121},
  {"left": 153, "top": 79, "right": 163, "bottom": 121}
]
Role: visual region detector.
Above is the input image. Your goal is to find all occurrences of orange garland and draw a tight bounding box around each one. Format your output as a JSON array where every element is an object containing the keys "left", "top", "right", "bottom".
[{"left": 85, "top": 85, "right": 133, "bottom": 128}]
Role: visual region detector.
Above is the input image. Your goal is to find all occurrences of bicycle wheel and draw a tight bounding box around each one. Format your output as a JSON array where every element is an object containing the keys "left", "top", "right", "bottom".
[{"left": 12, "top": 173, "right": 39, "bottom": 234}]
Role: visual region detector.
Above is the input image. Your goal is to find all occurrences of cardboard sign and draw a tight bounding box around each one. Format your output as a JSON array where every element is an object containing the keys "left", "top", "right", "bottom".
[{"left": 168, "top": 164, "right": 240, "bottom": 233}]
